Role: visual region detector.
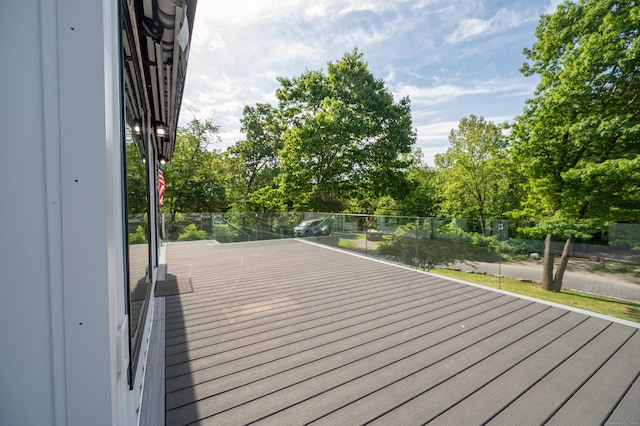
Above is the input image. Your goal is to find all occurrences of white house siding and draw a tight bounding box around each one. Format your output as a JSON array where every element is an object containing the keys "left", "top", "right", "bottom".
[{"left": 0, "top": 0, "right": 144, "bottom": 425}]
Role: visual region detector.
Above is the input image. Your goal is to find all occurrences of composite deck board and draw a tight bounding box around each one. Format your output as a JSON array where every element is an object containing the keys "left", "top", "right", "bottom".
[
  {"left": 164, "top": 280, "right": 467, "bottom": 352},
  {"left": 165, "top": 288, "right": 505, "bottom": 396},
  {"left": 374, "top": 314, "right": 609, "bottom": 425},
  {"left": 163, "top": 264, "right": 400, "bottom": 315},
  {"left": 606, "top": 370, "right": 640, "bottom": 425},
  {"left": 165, "top": 291, "right": 513, "bottom": 407},
  {"left": 163, "top": 239, "right": 640, "bottom": 425},
  {"left": 424, "top": 313, "right": 602, "bottom": 425},
  {"left": 545, "top": 328, "right": 640, "bottom": 425},
  {"left": 169, "top": 299, "right": 540, "bottom": 424},
  {"left": 286, "top": 304, "right": 559, "bottom": 426},
  {"left": 162, "top": 282, "right": 478, "bottom": 376},
  {"left": 165, "top": 276, "right": 457, "bottom": 349},
  {"left": 165, "top": 285, "right": 479, "bottom": 376},
  {"left": 166, "top": 267, "right": 455, "bottom": 319},
  {"left": 165, "top": 280, "right": 474, "bottom": 364},
  {"left": 252, "top": 302, "right": 563, "bottom": 425},
  {"left": 164, "top": 270, "right": 446, "bottom": 336},
  {"left": 486, "top": 322, "right": 637, "bottom": 425}
]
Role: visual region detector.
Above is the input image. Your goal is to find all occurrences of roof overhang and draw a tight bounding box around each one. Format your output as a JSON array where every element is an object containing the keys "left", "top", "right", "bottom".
[{"left": 122, "top": 0, "right": 197, "bottom": 161}]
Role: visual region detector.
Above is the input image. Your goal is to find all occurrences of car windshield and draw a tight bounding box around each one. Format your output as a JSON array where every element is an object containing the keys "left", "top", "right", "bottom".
[{"left": 299, "top": 220, "right": 319, "bottom": 227}]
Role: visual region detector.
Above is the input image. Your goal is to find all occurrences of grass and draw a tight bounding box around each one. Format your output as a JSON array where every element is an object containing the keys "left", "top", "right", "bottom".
[
  {"left": 432, "top": 268, "right": 640, "bottom": 324},
  {"left": 336, "top": 232, "right": 375, "bottom": 251},
  {"left": 592, "top": 262, "right": 640, "bottom": 278},
  {"left": 329, "top": 234, "right": 640, "bottom": 323},
  {"left": 337, "top": 239, "right": 359, "bottom": 250}
]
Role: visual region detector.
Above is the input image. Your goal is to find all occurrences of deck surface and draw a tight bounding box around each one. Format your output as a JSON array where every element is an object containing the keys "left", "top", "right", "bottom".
[{"left": 163, "top": 239, "right": 640, "bottom": 425}]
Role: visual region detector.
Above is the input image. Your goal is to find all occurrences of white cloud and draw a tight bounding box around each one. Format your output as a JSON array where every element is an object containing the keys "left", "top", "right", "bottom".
[
  {"left": 337, "top": 1, "right": 383, "bottom": 16},
  {"left": 395, "top": 78, "right": 533, "bottom": 108},
  {"left": 414, "top": 121, "right": 456, "bottom": 165},
  {"left": 447, "top": 18, "right": 491, "bottom": 44},
  {"left": 446, "top": 7, "right": 534, "bottom": 44},
  {"left": 305, "top": 4, "right": 327, "bottom": 18},
  {"left": 195, "top": 0, "right": 304, "bottom": 26},
  {"left": 415, "top": 114, "right": 516, "bottom": 165},
  {"left": 413, "top": 121, "right": 453, "bottom": 165},
  {"left": 217, "top": 130, "right": 244, "bottom": 148},
  {"left": 418, "top": 121, "right": 458, "bottom": 142},
  {"left": 545, "top": 0, "right": 564, "bottom": 14}
]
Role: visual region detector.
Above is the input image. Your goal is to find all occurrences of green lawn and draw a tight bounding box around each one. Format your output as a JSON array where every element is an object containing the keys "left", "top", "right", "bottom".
[
  {"left": 329, "top": 234, "right": 640, "bottom": 323},
  {"left": 432, "top": 268, "right": 640, "bottom": 323}
]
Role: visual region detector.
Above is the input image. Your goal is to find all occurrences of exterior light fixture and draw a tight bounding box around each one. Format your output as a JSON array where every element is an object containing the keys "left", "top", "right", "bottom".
[
  {"left": 155, "top": 123, "right": 166, "bottom": 137},
  {"left": 159, "top": 156, "right": 167, "bottom": 165},
  {"left": 133, "top": 120, "right": 142, "bottom": 135}
]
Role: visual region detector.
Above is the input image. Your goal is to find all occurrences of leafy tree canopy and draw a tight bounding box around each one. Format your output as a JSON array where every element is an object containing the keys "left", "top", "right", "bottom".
[
  {"left": 273, "top": 49, "right": 416, "bottom": 211},
  {"left": 515, "top": 0, "right": 640, "bottom": 227},
  {"left": 223, "top": 104, "right": 284, "bottom": 212},
  {"left": 513, "top": 0, "right": 640, "bottom": 290},
  {"left": 435, "top": 115, "right": 513, "bottom": 234},
  {"left": 162, "top": 118, "right": 227, "bottom": 213}
]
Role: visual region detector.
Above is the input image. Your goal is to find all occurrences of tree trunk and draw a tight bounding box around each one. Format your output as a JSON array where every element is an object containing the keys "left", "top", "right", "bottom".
[
  {"left": 551, "top": 236, "right": 575, "bottom": 291},
  {"left": 541, "top": 234, "right": 575, "bottom": 292},
  {"left": 541, "top": 233, "right": 555, "bottom": 291},
  {"left": 479, "top": 212, "right": 486, "bottom": 236}
]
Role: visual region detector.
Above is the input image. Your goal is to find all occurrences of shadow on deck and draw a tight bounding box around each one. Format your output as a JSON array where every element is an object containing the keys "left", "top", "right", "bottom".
[{"left": 161, "top": 239, "right": 640, "bottom": 425}]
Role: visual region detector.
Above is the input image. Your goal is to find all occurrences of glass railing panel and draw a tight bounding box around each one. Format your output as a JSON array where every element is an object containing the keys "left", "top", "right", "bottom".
[{"left": 158, "top": 212, "right": 639, "bottom": 287}]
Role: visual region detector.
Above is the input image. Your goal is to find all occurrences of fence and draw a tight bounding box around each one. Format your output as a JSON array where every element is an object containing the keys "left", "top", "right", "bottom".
[{"left": 158, "top": 212, "right": 639, "bottom": 277}]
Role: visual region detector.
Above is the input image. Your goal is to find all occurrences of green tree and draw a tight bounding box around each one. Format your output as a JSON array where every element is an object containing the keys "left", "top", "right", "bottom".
[
  {"left": 124, "top": 133, "right": 148, "bottom": 213},
  {"left": 162, "top": 118, "right": 227, "bottom": 212},
  {"left": 403, "top": 164, "right": 442, "bottom": 217},
  {"left": 224, "top": 104, "right": 284, "bottom": 212},
  {"left": 435, "top": 115, "right": 511, "bottom": 235},
  {"left": 345, "top": 149, "right": 422, "bottom": 215},
  {"left": 514, "top": 0, "right": 640, "bottom": 291},
  {"left": 371, "top": 162, "right": 440, "bottom": 217},
  {"left": 274, "top": 49, "right": 416, "bottom": 211}
]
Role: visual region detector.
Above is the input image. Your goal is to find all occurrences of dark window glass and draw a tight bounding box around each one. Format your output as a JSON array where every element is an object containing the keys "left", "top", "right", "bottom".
[
  {"left": 124, "top": 129, "right": 151, "bottom": 382},
  {"left": 121, "top": 0, "right": 154, "bottom": 385}
]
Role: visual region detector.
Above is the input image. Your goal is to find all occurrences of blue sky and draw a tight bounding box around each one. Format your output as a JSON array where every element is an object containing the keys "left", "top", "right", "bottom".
[{"left": 180, "top": 0, "right": 562, "bottom": 164}]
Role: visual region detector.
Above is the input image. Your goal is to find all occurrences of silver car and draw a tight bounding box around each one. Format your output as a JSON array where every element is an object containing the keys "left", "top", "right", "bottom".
[{"left": 294, "top": 219, "right": 323, "bottom": 237}]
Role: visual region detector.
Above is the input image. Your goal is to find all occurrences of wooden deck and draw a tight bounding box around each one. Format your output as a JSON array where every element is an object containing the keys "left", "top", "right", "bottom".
[{"left": 162, "top": 239, "right": 640, "bottom": 425}]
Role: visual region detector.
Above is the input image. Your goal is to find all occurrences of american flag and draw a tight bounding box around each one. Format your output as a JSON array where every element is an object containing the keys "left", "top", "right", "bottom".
[{"left": 158, "top": 165, "right": 166, "bottom": 206}]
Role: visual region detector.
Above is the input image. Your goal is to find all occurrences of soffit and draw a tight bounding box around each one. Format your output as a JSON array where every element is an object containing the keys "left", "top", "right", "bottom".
[{"left": 122, "top": 0, "right": 197, "bottom": 160}]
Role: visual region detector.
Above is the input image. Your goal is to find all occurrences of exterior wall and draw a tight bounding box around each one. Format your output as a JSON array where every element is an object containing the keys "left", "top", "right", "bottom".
[
  {"left": 0, "top": 0, "right": 152, "bottom": 424},
  {"left": 1, "top": 2, "right": 60, "bottom": 422}
]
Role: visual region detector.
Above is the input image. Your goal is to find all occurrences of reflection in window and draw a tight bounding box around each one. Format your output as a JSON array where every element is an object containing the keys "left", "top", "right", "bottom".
[{"left": 124, "top": 128, "right": 151, "bottom": 384}]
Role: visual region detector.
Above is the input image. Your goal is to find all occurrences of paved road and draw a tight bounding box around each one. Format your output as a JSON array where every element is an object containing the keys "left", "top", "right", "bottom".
[{"left": 449, "top": 260, "right": 640, "bottom": 303}]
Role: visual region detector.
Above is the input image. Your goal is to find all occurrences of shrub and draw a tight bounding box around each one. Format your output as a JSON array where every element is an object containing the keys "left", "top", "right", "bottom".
[
  {"left": 211, "top": 224, "right": 240, "bottom": 243},
  {"left": 129, "top": 225, "right": 147, "bottom": 244},
  {"left": 177, "top": 224, "right": 208, "bottom": 241},
  {"left": 377, "top": 222, "right": 503, "bottom": 270}
]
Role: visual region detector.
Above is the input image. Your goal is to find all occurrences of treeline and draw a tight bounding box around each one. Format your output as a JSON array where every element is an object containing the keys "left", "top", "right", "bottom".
[{"left": 130, "top": 0, "right": 639, "bottom": 291}]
